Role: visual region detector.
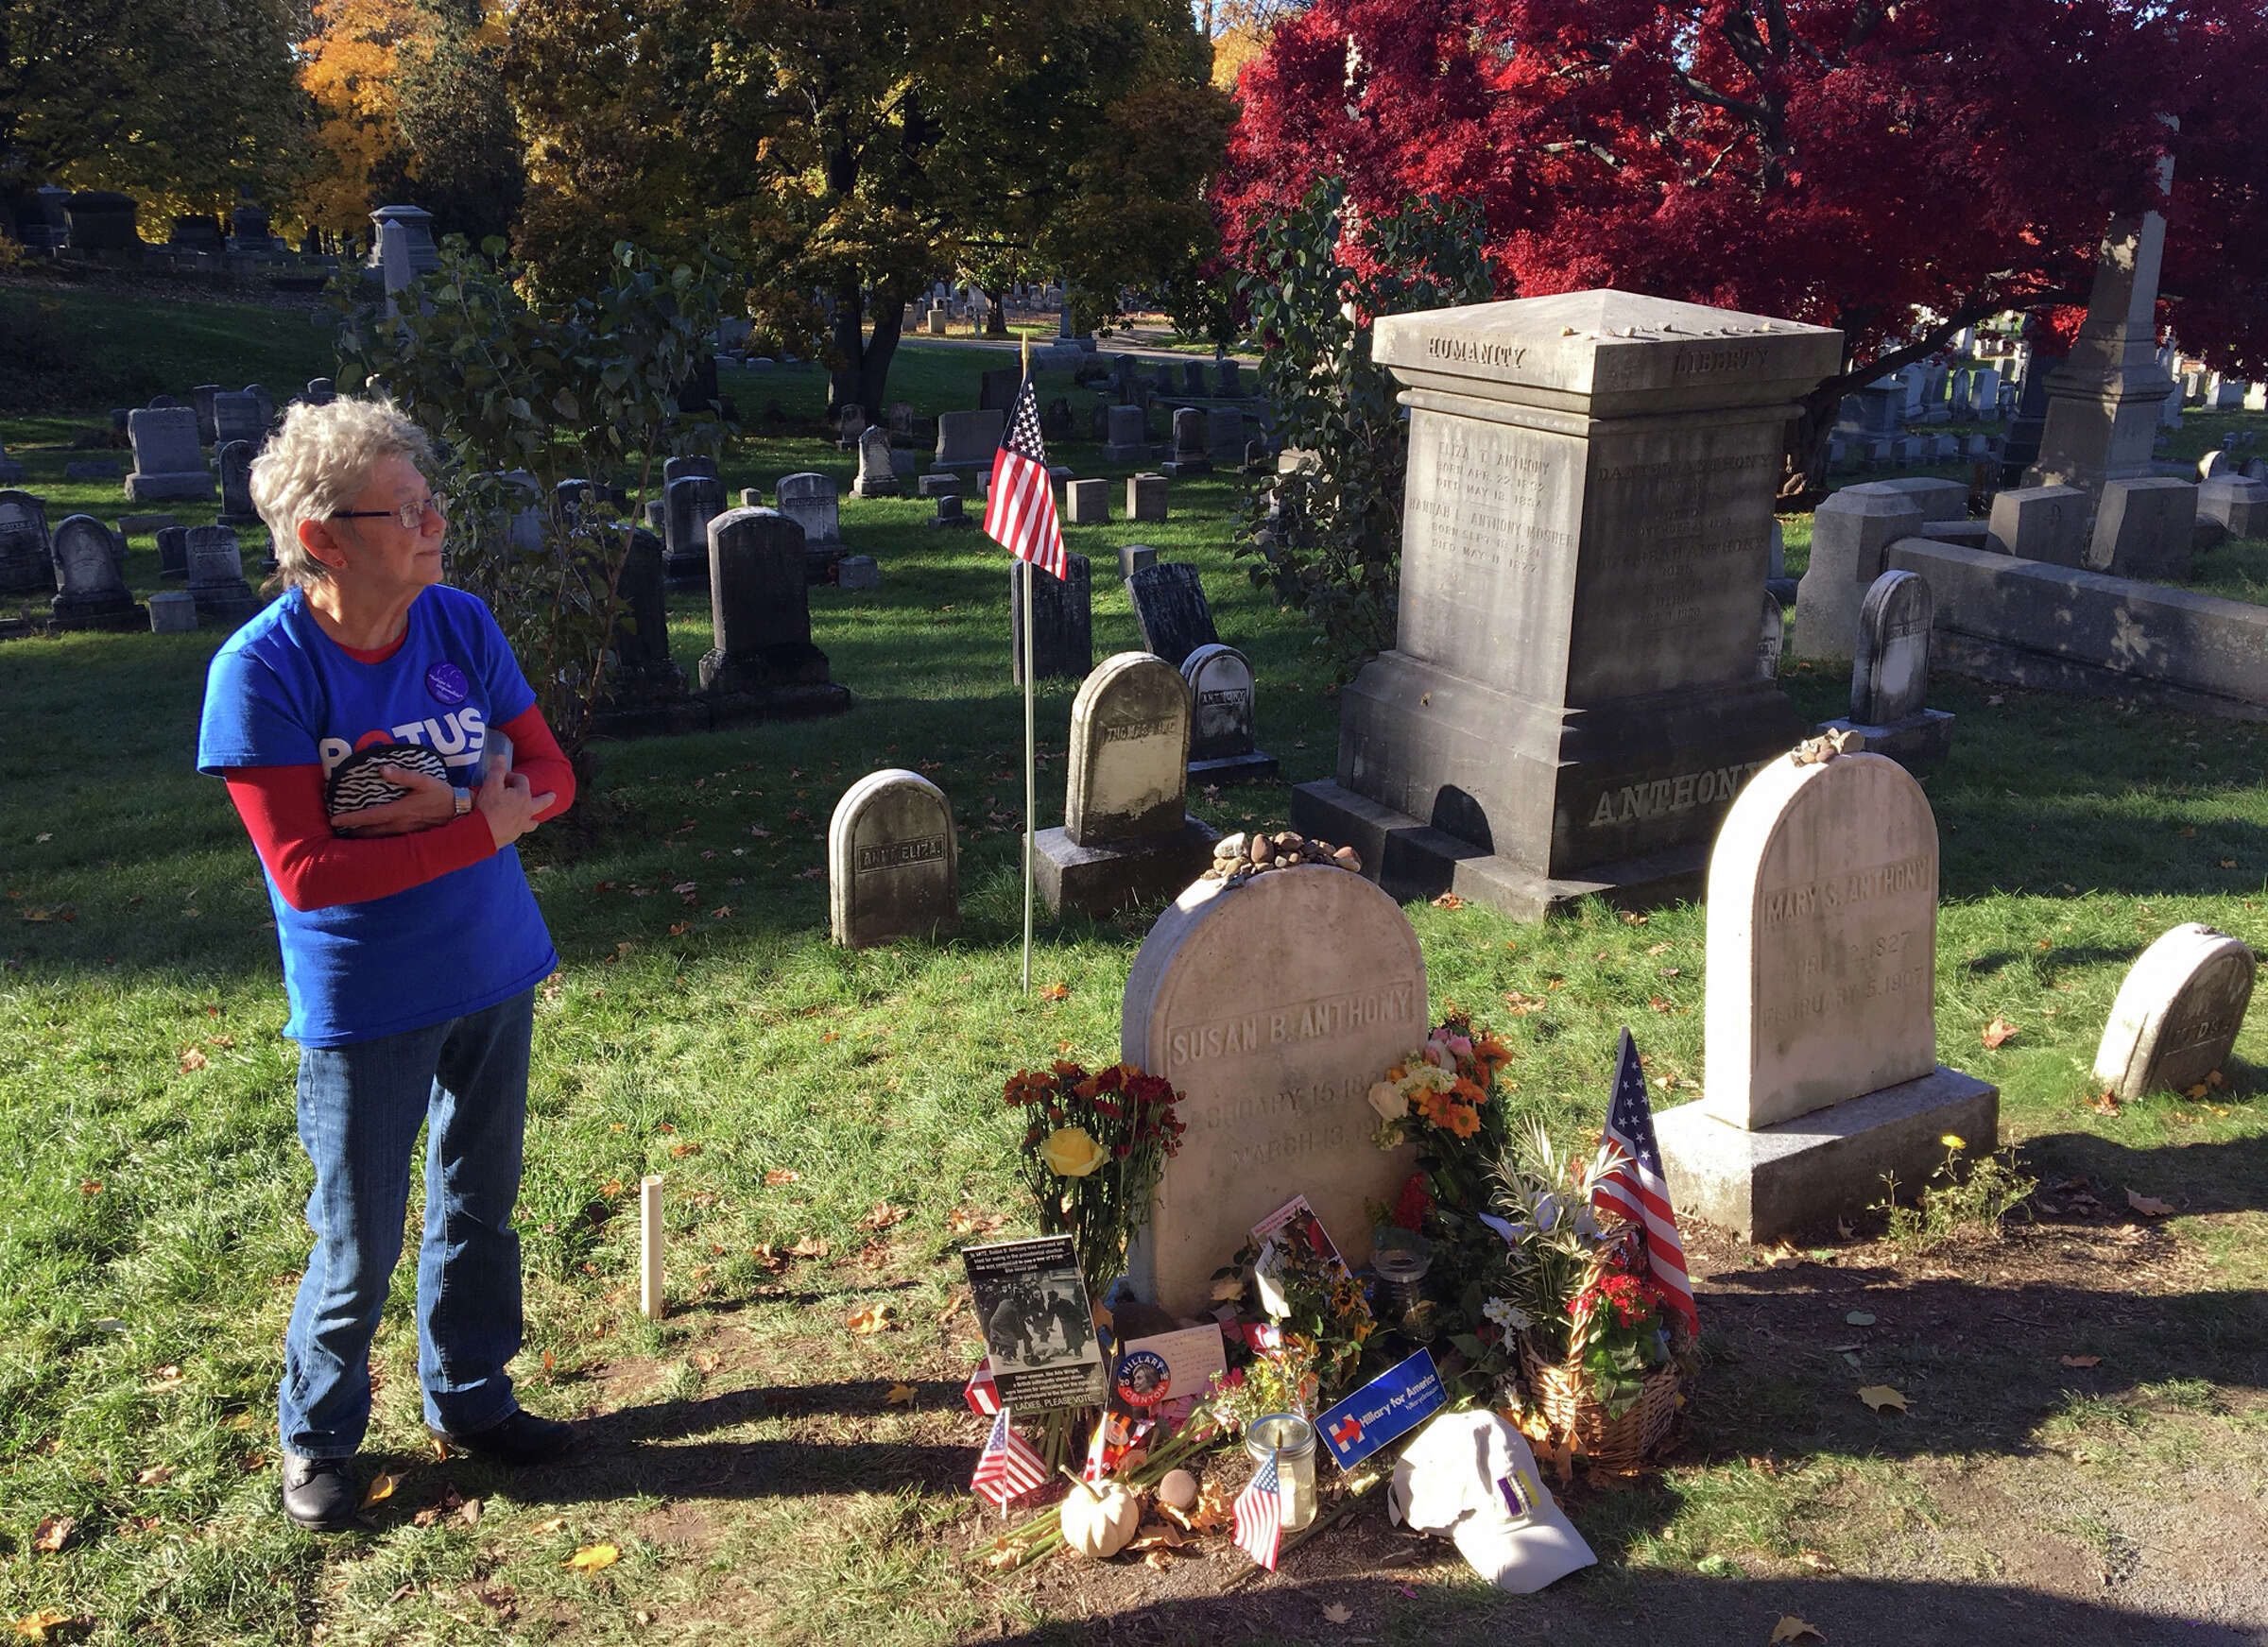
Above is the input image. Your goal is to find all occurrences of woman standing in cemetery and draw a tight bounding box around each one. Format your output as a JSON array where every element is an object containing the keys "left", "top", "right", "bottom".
[{"left": 196, "top": 396, "right": 577, "bottom": 1532}]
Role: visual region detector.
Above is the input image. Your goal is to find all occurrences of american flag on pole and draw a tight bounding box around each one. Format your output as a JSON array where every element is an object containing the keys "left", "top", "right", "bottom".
[
  {"left": 1231, "top": 1449, "right": 1284, "bottom": 1570},
  {"left": 983, "top": 376, "right": 1067, "bottom": 580},
  {"left": 963, "top": 1357, "right": 1000, "bottom": 1416},
  {"left": 1591, "top": 1027, "right": 1701, "bottom": 1340},
  {"left": 971, "top": 1408, "right": 1049, "bottom": 1507}
]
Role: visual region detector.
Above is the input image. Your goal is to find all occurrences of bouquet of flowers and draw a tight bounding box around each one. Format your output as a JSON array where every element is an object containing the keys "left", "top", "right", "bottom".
[
  {"left": 1222, "top": 1227, "right": 1375, "bottom": 1404},
  {"left": 1005, "top": 1060, "right": 1187, "bottom": 1295}
]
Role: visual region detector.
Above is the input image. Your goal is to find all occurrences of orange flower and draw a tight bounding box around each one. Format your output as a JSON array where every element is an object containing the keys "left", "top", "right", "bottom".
[
  {"left": 1452, "top": 1076, "right": 1487, "bottom": 1107},
  {"left": 1051, "top": 1058, "right": 1085, "bottom": 1078},
  {"left": 1004, "top": 1071, "right": 1053, "bottom": 1107},
  {"left": 1443, "top": 1103, "right": 1482, "bottom": 1139}
]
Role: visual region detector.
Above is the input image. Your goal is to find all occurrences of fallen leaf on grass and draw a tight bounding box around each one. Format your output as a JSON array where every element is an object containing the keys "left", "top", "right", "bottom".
[
  {"left": 750, "top": 1244, "right": 785, "bottom": 1272},
  {"left": 2126, "top": 1189, "right": 2175, "bottom": 1217},
  {"left": 1856, "top": 1385, "right": 1910, "bottom": 1414},
  {"left": 134, "top": 1466, "right": 172, "bottom": 1486},
  {"left": 936, "top": 1288, "right": 969, "bottom": 1323},
  {"left": 1429, "top": 893, "right": 1465, "bottom": 911},
  {"left": 565, "top": 1543, "right": 619, "bottom": 1573},
  {"left": 145, "top": 1365, "right": 183, "bottom": 1392},
  {"left": 858, "top": 1201, "right": 908, "bottom": 1231},
  {"left": 847, "top": 1303, "right": 897, "bottom": 1335},
  {"left": 179, "top": 1048, "right": 208, "bottom": 1072},
  {"left": 533, "top": 1516, "right": 569, "bottom": 1534},
  {"left": 1981, "top": 1017, "right": 2019, "bottom": 1049},
  {"left": 885, "top": 1382, "right": 917, "bottom": 1406},
  {"left": 691, "top": 1351, "right": 720, "bottom": 1375},
  {"left": 1771, "top": 1619, "right": 1826, "bottom": 1644},
  {"left": 947, "top": 1207, "right": 1005, "bottom": 1236},
  {"left": 12, "top": 1611, "right": 78, "bottom": 1642},
  {"left": 1038, "top": 982, "right": 1071, "bottom": 1002},
  {"left": 360, "top": 1471, "right": 399, "bottom": 1510},
  {"left": 458, "top": 1498, "right": 483, "bottom": 1526},
  {"left": 30, "top": 1517, "right": 75, "bottom": 1553},
  {"left": 1797, "top": 1548, "right": 1835, "bottom": 1571},
  {"left": 789, "top": 1236, "right": 830, "bottom": 1259},
  {"left": 763, "top": 1168, "right": 800, "bottom": 1186},
  {"left": 2084, "top": 1091, "right": 2122, "bottom": 1116},
  {"left": 2061, "top": 1354, "right": 2102, "bottom": 1368},
  {"left": 1322, "top": 1602, "right": 1354, "bottom": 1624}
]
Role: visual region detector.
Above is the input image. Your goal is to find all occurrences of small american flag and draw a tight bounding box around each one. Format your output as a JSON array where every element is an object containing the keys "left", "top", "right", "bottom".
[
  {"left": 963, "top": 1357, "right": 999, "bottom": 1416},
  {"left": 1591, "top": 1027, "right": 1700, "bottom": 1339},
  {"left": 983, "top": 375, "right": 1067, "bottom": 580},
  {"left": 971, "top": 1408, "right": 1049, "bottom": 1507},
  {"left": 1232, "top": 1449, "right": 1284, "bottom": 1570}
]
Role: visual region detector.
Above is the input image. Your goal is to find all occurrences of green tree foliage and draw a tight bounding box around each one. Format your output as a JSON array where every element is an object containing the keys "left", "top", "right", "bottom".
[
  {"left": 384, "top": 1, "right": 525, "bottom": 244},
  {"left": 1237, "top": 180, "right": 1491, "bottom": 675},
  {"left": 507, "top": 0, "right": 1228, "bottom": 415},
  {"left": 330, "top": 238, "right": 730, "bottom": 765},
  {"left": 0, "top": 0, "right": 306, "bottom": 219}
]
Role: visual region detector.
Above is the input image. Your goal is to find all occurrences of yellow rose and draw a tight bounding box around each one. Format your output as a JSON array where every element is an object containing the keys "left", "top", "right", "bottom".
[
  {"left": 1940, "top": 1134, "right": 1967, "bottom": 1151},
  {"left": 1040, "top": 1125, "right": 1109, "bottom": 1177},
  {"left": 1366, "top": 1081, "right": 1409, "bottom": 1123}
]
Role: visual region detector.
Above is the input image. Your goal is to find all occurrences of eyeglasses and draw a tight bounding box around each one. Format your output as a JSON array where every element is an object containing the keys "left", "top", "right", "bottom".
[{"left": 332, "top": 494, "right": 449, "bottom": 531}]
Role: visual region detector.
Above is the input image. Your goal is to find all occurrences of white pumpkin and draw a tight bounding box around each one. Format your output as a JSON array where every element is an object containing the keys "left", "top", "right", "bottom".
[{"left": 1059, "top": 1478, "right": 1141, "bottom": 1559}]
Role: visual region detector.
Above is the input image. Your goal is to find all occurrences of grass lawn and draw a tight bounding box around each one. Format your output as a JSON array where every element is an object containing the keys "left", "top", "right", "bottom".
[{"left": 2, "top": 287, "right": 2267, "bottom": 1645}]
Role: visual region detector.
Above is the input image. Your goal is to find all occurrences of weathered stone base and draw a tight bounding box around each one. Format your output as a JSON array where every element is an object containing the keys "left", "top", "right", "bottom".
[
  {"left": 1654, "top": 1066, "right": 1999, "bottom": 1243},
  {"left": 188, "top": 586, "right": 264, "bottom": 632},
  {"left": 1035, "top": 817, "right": 1219, "bottom": 916},
  {"left": 50, "top": 596, "right": 148, "bottom": 632},
  {"left": 662, "top": 554, "right": 709, "bottom": 591},
  {"left": 1188, "top": 749, "right": 1280, "bottom": 787},
  {"left": 1100, "top": 443, "right": 1153, "bottom": 464},
  {"left": 124, "top": 473, "right": 215, "bottom": 503},
  {"left": 850, "top": 478, "right": 898, "bottom": 498},
  {"left": 1290, "top": 780, "right": 1716, "bottom": 918},
  {"left": 1814, "top": 710, "right": 1955, "bottom": 771}
]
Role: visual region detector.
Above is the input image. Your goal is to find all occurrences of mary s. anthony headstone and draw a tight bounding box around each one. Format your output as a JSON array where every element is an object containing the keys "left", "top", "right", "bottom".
[
  {"left": 828, "top": 769, "right": 959, "bottom": 948},
  {"left": 1125, "top": 561, "right": 1219, "bottom": 669},
  {"left": 1652, "top": 746, "right": 1996, "bottom": 1240},
  {"left": 1035, "top": 652, "right": 1219, "bottom": 915},
  {"left": 184, "top": 524, "right": 263, "bottom": 630},
  {"left": 125, "top": 407, "right": 214, "bottom": 502},
  {"left": 50, "top": 515, "right": 145, "bottom": 630},
  {"left": 0, "top": 490, "right": 52, "bottom": 595},
  {"left": 1180, "top": 643, "right": 1278, "bottom": 783},
  {"left": 696, "top": 506, "right": 850, "bottom": 717},
  {"left": 1122, "top": 865, "right": 1424, "bottom": 1317},
  {"left": 2093, "top": 924, "right": 2255, "bottom": 1103},
  {"left": 663, "top": 472, "right": 727, "bottom": 587},
  {"left": 217, "top": 439, "right": 260, "bottom": 527},
  {"left": 1009, "top": 552, "right": 1092, "bottom": 683},
  {"left": 1291, "top": 291, "right": 1829, "bottom": 918},
  {"left": 1815, "top": 571, "right": 1953, "bottom": 769}
]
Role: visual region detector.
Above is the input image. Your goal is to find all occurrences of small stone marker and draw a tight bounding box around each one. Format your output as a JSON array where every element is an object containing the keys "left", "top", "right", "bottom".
[
  {"left": 1181, "top": 643, "right": 1278, "bottom": 783},
  {"left": 2198, "top": 474, "right": 2268, "bottom": 540},
  {"left": 640, "top": 1175, "right": 664, "bottom": 1319},
  {"left": 851, "top": 427, "right": 898, "bottom": 497},
  {"left": 50, "top": 515, "right": 145, "bottom": 630},
  {"left": 932, "top": 409, "right": 1005, "bottom": 472},
  {"left": 1815, "top": 571, "right": 1953, "bottom": 769},
  {"left": 304, "top": 378, "right": 335, "bottom": 406},
  {"left": 0, "top": 489, "right": 52, "bottom": 595},
  {"left": 125, "top": 407, "right": 214, "bottom": 502},
  {"left": 827, "top": 768, "right": 960, "bottom": 947},
  {"left": 117, "top": 513, "right": 174, "bottom": 537},
  {"left": 2092, "top": 923, "right": 2256, "bottom": 1103},
  {"left": 1035, "top": 652, "right": 1219, "bottom": 915},
  {"left": 1160, "top": 408, "right": 1211, "bottom": 478},
  {"left": 918, "top": 473, "right": 958, "bottom": 500},
  {"left": 604, "top": 527, "right": 685, "bottom": 710},
  {"left": 1125, "top": 561, "right": 1219, "bottom": 668},
  {"left": 1126, "top": 473, "right": 1168, "bottom": 522},
  {"left": 1064, "top": 478, "right": 1109, "bottom": 524},
  {"left": 663, "top": 472, "right": 727, "bottom": 587},
  {"left": 1119, "top": 543, "right": 1158, "bottom": 580},
  {"left": 1101, "top": 404, "right": 1151, "bottom": 463},
  {"left": 1121, "top": 865, "right": 1424, "bottom": 1316},
  {"left": 217, "top": 439, "right": 260, "bottom": 527},
  {"left": 185, "top": 524, "right": 263, "bottom": 630},
  {"left": 2087, "top": 477, "right": 2197, "bottom": 579},
  {"left": 155, "top": 524, "right": 189, "bottom": 581},
  {"left": 1009, "top": 552, "right": 1093, "bottom": 683},
  {"left": 837, "top": 555, "right": 880, "bottom": 591},
  {"left": 931, "top": 492, "right": 971, "bottom": 530},
  {"left": 1794, "top": 484, "right": 1927, "bottom": 661},
  {"left": 1653, "top": 746, "right": 1996, "bottom": 1240},
  {"left": 1985, "top": 484, "right": 2088, "bottom": 565},
  {"left": 696, "top": 506, "right": 850, "bottom": 715},
  {"left": 148, "top": 590, "right": 198, "bottom": 632}
]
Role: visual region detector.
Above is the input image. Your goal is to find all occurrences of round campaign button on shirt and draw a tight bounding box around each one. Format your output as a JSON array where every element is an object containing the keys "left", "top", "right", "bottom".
[{"left": 425, "top": 661, "right": 469, "bottom": 705}]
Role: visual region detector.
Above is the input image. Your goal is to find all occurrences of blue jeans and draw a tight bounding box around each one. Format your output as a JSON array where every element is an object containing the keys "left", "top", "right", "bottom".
[{"left": 279, "top": 989, "right": 534, "bottom": 1458}]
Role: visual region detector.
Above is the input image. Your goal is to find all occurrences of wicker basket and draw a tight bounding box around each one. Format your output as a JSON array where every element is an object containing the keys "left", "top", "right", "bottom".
[{"left": 1517, "top": 1336, "right": 1681, "bottom": 1471}]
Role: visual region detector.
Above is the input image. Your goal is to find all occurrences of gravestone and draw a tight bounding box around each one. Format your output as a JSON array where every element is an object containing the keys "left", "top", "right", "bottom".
[
  {"left": 605, "top": 528, "right": 685, "bottom": 712},
  {"left": 917, "top": 473, "right": 958, "bottom": 499},
  {"left": 776, "top": 473, "right": 844, "bottom": 567},
  {"left": 368, "top": 203, "right": 439, "bottom": 272},
  {"left": 1126, "top": 473, "right": 1168, "bottom": 522},
  {"left": 696, "top": 507, "right": 850, "bottom": 715},
  {"left": 210, "top": 391, "right": 268, "bottom": 454},
  {"left": 0, "top": 440, "right": 20, "bottom": 485},
  {"left": 147, "top": 590, "right": 198, "bottom": 633},
  {"left": 1101, "top": 404, "right": 1152, "bottom": 463},
  {"left": 1064, "top": 478, "right": 1108, "bottom": 524},
  {"left": 191, "top": 386, "right": 222, "bottom": 446},
  {"left": 1119, "top": 543, "right": 1158, "bottom": 580},
  {"left": 2092, "top": 924, "right": 2256, "bottom": 1103},
  {"left": 838, "top": 555, "right": 880, "bottom": 591},
  {"left": 1815, "top": 571, "right": 1954, "bottom": 768},
  {"left": 663, "top": 472, "right": 727, "bottom": 587},
  {"left": 931, "top": 492, "right": 972, "bottom": 529},
  {"left": 1181, "top": 361, "right": 1207, "bottom": 397},
  {"left": 0, "top": 490, "right": 52, "bottom": 595},
  {"left": 1160, "top": 408, "right": 1211, "bottom": 478},
  {"left": 1757, "top": 595, "right": 1784, "bottom": 681},
  {"left": 1125, "top": 561, "right": 1219, "bottom": 668},
  {"left": 663, "top": 455, "right": 719, "bottom": 488},
  {"left": 50, "top": 515, "right": 145, "bottom": 630},
  {"left": 828, "top": 769, "right": 960, "bottom": 947},
  {"left": 932, "top": 409, "right": 1005, "bottom": 472},
  {"left": 1041, "top": 398, "right": 1074, "bottom": 444},
  {"left": 979, "top": 369, "right": 1020, "bottom": 413},
  {"left": 125, "top": 407, "right": 214, "bottom": 502},
  {"left": 1291, "top": 290, "right": 1828, "bottom": 917},
  {"left": 2199, "top": 475, "right": 2268, "bottom": 540},
  {"left": 184, "top": 524, "right": 263, "bottom": 630},
  {"left": 117, "top": 513, "right": 173, "bottom": 537},
  {"left": 1651, "top": 746, "right": 1997, "bottom": 1239},
  {"left": 217, "top": 439, "right": 260, "bottom": 527},
  {"left": 1795, "top": 484, "right": 1930, "bottom": 661},
  {"left": 852, "top": 427, "right": 898, "bottom": 498},
  {"left": 1122, "top": 865, "right": 1424, "bottom": 1317},
  {"left": 1090, "top": 403, "right": 1111, "bottom": 443},
  {"left": 1181, "top": 643, "right": 1278, "bottom": 783},
  {"left": 1215, "top": 358, "right": 1243, "bottom": 396},
  {"left": 1985, "top": 484, "right": 2088, "bottom": 565},
  {"left": 155, "top": 524, "right": 189, "bottom": 580},
  {"left": 2086, "top": 477, "right": 2197, "bottom": 580},
  {"left": 304, "top": 378, "right": 335, "bottom": 406},
  {"left": 1206, "top": 408, "right": 1246, "bottom": 465},
  {"left": 1034, "top": 652, "right": 1219, "bottom": 915},
  {"left": 1009, "top": 552, "right": 1093, "bottom": 683}
]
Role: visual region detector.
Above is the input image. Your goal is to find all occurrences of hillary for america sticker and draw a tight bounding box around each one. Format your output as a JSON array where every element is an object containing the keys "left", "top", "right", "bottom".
[{"left": 425, "top": 661, "right": 469, "bottom": 705}]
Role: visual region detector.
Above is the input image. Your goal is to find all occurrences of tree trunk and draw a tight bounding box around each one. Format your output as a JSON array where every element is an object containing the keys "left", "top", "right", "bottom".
[
  {"left": 858, "top": 296, "right": 904, "bottom": 414},
  {"left": 984, "top": 283, "right": 1009, "bottom": 337},
  {"left": 1775, "top": 305, "right": 2002, "bottom": 506},
  {"left": 828, "top": 282, "right": 868, "bottom": 418}
]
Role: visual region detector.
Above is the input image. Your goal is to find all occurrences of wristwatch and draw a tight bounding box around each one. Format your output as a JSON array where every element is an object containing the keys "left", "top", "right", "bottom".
[{"left": 454, "top": 787, "right": 473, "bottom": 816}]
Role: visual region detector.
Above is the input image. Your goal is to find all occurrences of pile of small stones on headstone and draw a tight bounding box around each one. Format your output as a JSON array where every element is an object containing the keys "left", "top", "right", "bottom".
[{"left": 1200, "top": 829, "right": 1361, "bottom": 884}]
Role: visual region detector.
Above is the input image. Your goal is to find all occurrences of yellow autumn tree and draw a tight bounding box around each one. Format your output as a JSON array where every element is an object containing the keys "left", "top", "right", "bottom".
[{"left": 300, "top": 0, "right": 420, "bottom": 233}]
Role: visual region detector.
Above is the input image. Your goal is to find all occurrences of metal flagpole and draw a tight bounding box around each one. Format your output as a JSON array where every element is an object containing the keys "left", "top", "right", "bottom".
[{"left": 1020, "top": 335, "right": 1037, "bottom": 996}]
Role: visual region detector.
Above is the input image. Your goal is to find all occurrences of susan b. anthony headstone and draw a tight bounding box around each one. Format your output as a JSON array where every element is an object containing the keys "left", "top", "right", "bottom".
[
  {"left": 2093, "top": 924, "right": 2255, "bottom": 1103},
  {"left": 126, "top": 407, "right": 214, "bottom": 502},
  {"left": 1180, "top": 643, "right": 1278, "bottom": 784},
  {"left": 1815, "top": 571, "right": 1953, "bottom": 769},
  {"left": 828, "top": 769, "right": 959, "bottom": 948},
  {"left": 1122, "top": 865, "right": 1424, "bottom": 1317},
  {"left": 1035, "top": 652, "right": 1218, "bottom": 915},
  {"left": 1652, "top": 745, "right": 1996, "bottom": 1239},
  {"left": 1125, "top": 561, "right": 1218, "bottom": 669}
]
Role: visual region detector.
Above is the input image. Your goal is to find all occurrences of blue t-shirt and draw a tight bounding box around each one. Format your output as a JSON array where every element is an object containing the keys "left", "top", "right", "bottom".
[{"left": 197, "top": 584, "right": 558, "bottom": 1047}]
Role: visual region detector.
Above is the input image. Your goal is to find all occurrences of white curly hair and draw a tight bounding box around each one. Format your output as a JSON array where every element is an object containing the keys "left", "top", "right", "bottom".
[{"left": 249, "top": 394, "right": 437, "bottom": 590}]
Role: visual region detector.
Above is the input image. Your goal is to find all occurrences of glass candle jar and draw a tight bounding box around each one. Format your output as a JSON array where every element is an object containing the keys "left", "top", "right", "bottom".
[
  {"left": 1370, "top": 1245, "right": 1433, "bottom": 1319},
  {"left": 1246, "top": 1412, "right": 1318, "bottom": 1531}
]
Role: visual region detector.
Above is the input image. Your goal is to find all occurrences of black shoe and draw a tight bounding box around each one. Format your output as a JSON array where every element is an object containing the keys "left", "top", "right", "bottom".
[
  {"left": 431, "top": 1407, "right": 576, "bottom": 1467},
  {"left": 281, "top": 1452, "right": 361, "bottom": 1532}
]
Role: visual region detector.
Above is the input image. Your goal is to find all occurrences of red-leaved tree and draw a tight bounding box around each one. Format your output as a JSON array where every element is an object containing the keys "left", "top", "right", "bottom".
[{"left": 1219, "top": 0, "right": 2268, "bottom": 494}]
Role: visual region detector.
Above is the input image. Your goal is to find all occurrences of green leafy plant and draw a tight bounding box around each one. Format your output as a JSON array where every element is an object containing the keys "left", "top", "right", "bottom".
[
  {"left": 1235, "top": 179, "right": 1493, "bottom": 676},
  {"left": 1874, "top": 1134, "right": 2038, "bottom": 1249},
  {"left": 329, "top": 234, "right": 730, "bottom": 770}
]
